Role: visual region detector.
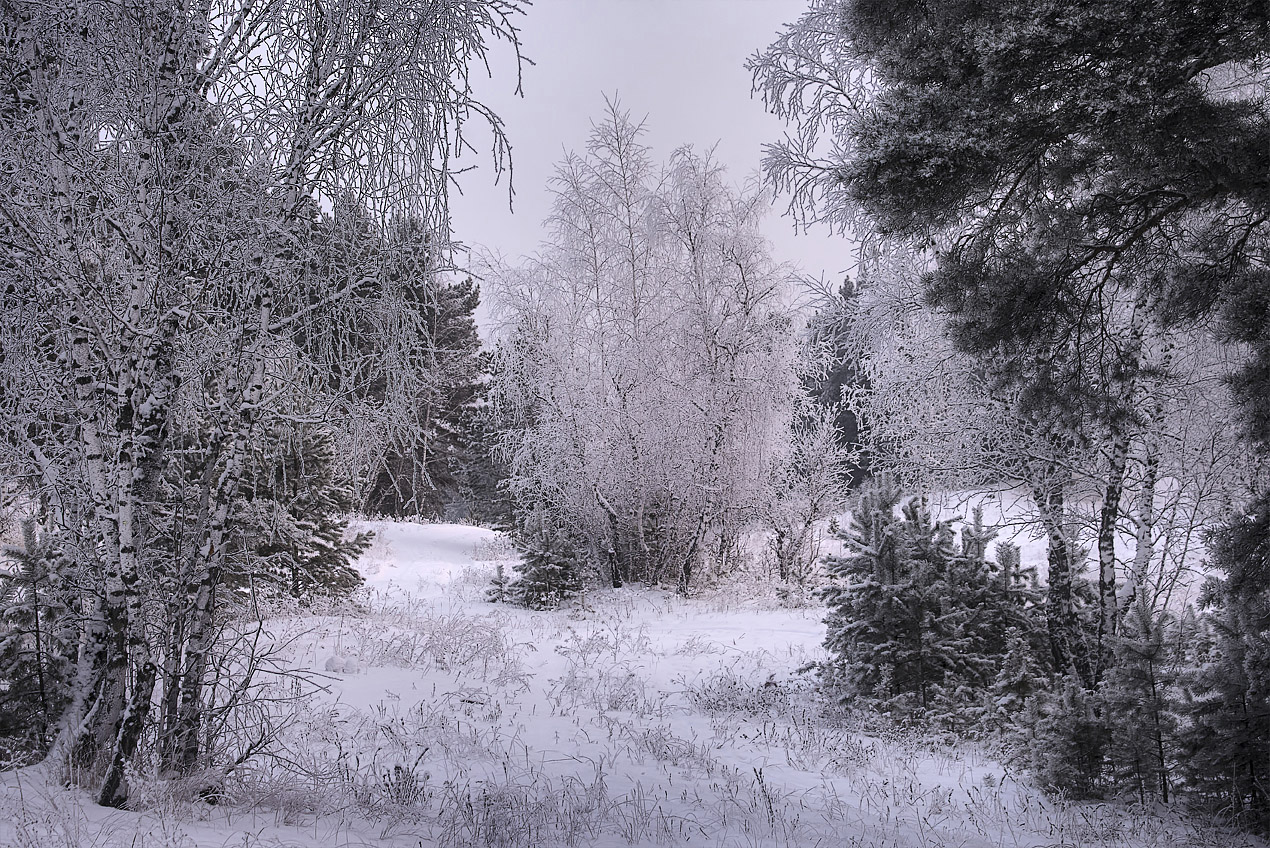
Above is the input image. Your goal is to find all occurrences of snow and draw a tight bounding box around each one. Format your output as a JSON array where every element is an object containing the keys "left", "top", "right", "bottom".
[
  {"left": 1, "top": 521, "right": 1261, "bottom": 848},
  {"left": 356, "top": 520, "right": 503, "bottom": 589}
]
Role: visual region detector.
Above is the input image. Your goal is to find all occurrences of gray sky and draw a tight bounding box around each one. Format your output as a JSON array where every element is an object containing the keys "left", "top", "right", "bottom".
[{"left": 449, "top": 0, "right": 851, "bottom": 300}]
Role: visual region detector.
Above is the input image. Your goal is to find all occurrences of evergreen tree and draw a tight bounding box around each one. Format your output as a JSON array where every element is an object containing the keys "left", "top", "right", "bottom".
[
  {"left": 1026, "top": 674, "right": 1111, "bottom": 800},
  {"left": 235, "top": 425, "right": 371, "bottom": 601},
  {"left": 452, "top": 350, "right": 513, "bottom": 526},
  {"left": 505, "top": 525, "right": 586, "bottom": 611},
  {"left": 485, "top": 559, "right": 510, "bottom": 604},
  {"left": 906, "top": 499, "right": 991, "bottom": 722},
  {"left": 1103, "top": 599, "right": 1178, "bottom": 804},
  {"left": 821, "top": 476, "right": 914, "bottom": 708},
  {"left": 931, "top": 511, "right": 1046, "bottom": 730},
  {"left": 0, "top": 520, "right": 72, "bottom": 761},
  {"left": 990, "top": 626, "right": 1045, "bottom": 729},
  {"left": 1176, "top": 500, "right": 1270, "bottom": 832},
  {"left": 365, "top": 273, "right": 489, "bottom": 520},
  {"left": 823, "top": 481, "right": 1035, "bottom": 724},
  {"left": 753, "top": 0, "right": 1270, "bottom": 431}
]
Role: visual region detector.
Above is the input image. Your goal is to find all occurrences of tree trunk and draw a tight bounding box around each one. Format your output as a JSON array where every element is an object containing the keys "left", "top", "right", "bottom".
[
  {"left": 1035, "top": 476, "right": 1090, "bottom": 686},
  {"left": 1095, "top": 430, "right": 1129, "bottom": 684},
  {"left": 594, "top": 485, "right": 625, "bottom": 587}
]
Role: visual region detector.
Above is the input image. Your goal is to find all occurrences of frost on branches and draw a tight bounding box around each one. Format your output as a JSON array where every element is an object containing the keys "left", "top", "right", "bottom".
[
  {"left": 489, "top": 105, "right": 800, "bottom": 589},
  {"left": 0, "top": 0, "right": 523, "bottom": 807}
]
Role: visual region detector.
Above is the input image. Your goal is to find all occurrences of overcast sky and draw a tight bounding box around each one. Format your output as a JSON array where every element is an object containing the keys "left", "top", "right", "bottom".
[{"left": 448, "top": 0, "right": 851, "bottom": 303}]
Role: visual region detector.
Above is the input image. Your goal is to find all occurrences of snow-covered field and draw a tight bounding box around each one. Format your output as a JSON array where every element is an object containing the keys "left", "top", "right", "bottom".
[{"left": 1, "top": 521, "right": 1260, "bottom": 847}]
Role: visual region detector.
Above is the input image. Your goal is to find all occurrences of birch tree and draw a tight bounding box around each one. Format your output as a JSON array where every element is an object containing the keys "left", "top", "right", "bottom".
[
  {"left": 0, "top": 0, "right": 522, "bottom": 806},
  {"left": 490, "top": 106, "right": 798, "bottom": 588}
]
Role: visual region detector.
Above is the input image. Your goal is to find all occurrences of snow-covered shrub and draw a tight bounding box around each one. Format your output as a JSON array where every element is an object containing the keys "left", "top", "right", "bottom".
[
  {"left": 488, "top": 106, "right": 798, "bottom": 590},
  {"left": 435, "top": 772, "right": 610, "bottom": 848},
  {"left": 683, "top": 664, "right": 796, "bottom": 716}
]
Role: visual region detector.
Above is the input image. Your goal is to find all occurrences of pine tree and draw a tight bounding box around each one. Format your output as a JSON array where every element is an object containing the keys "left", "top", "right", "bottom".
[
  {"left": 505, "top": 527, "right": 586, "bottom": 611},
  {"left": 234, "top": 426, "right": 371, "bottom": 602},
  {"left": 990, "top": 627, "right": 1044, "bottom": 728},
  {"left": 906, "top": 498, "right": 988, "bottom": 722},
  {"left": 0, "top": 520, "right": 72, "bottom": 761},
  {"left": 821, "top": 476, "right": 915, "bottom": 709},
  {"left": 485, "top": 560, "right": 510, "bottom": 604},
  {"left": 1026, "top": 674, "right": 1111, "bottom": 800},
  {"left": 1176, "top": 499, "right": 1270, "bottom": 833},
  {"left": 1103, "top": 598, "right": 1177, "bottom": 804},
  {"left": 822, "top": 480, "right": 1027, "bottom": 723}
]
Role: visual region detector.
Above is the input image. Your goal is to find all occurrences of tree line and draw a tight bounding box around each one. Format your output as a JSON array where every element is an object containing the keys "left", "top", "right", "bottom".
[
  {"left": 750, "top": 0, "right": 1270, "bottom": 831},
  {"left": 0, "top": 0, "right": 521, "bottom": 808}
]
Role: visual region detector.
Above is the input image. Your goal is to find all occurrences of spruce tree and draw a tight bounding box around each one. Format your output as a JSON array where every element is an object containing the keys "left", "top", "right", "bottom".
[
  {"left": 0, "top": 520, "right": 72, "bottom": 760},
  {"left": 365, "top": 274, "right": 488, "bottom": 520},
  {"left": 235, "top": 425, "right": 371, "bottom": 601},
  {"left": 1103, "top": 599, "right": 1177, "bottom": 804},
  {"left": 452, "top": 350, "right": 513, "bottom": 527},
  {"left": 990, "top": 627, "right": 1044, "bottom": 729},
  {"left": 505, "top": 527, "right": 586, "bottom": 611},
  {"left": 1176, "top": 500, "right": 1270, "bottom": 832}
]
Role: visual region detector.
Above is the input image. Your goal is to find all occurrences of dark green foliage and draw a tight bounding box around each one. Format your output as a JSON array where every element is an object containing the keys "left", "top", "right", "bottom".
[
  {"left": 0, "top": 520, "right": 72, "bottom": 762},
  {"left": 820, "top": 475, "right": 909, "bottom": 703},
  {"left": 485, "top": 560, "right": 510, "bottom": 604},
  {"left": 452, "top": 352, "right": 514, "bottom": 527},
  {"left": 235, "top": 426, "right": 370, "bottom": 601},
  {"left": 1026, "top": 674, "right": 1111, "bottom": 800},
  {"left": 758, "top": 3, "right": 1270, "bottom": 825},
  {"left": 1175, "top": 496, "right": 1270, "bottom": 832},
  {"left": 781, "top": 0, "right": 1270, "bottom": 427},
  {"left": 822, "top": 479, "right": 1043, "bottom": 726},
  {"left": 989, "top": 626, "right": 1045, "bottom": 728},
  {"left": 1103, "top": 599, "right": 1178, "bottom": 804},
  {"left": 505, "top": 527, "right": 587, "bottom": 611},
  {"left": 365, "top": 273, "right": 493, "bottom": 520}
]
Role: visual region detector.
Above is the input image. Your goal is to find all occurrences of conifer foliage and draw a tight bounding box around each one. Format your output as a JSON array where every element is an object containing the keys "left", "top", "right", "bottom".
[
  {"left": 501, "top": 519, "right": 586, "bottom": 611},
  {"left": 235, "top": 427, "right": 371, "bottom": 601},
  {"left": 1177, "top": 504, "right": 1270, "bottom": 831},
  {"left": 0, "top": 521, "right": 72, "bottom": 763},
  {"left": 822, "top": 478, "right": 1042, "bottom": 727}
]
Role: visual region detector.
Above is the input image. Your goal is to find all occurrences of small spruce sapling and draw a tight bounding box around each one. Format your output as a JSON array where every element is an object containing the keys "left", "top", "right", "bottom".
[
  {"left": 506, "top": 526, "right": 586, "bottom": 610},
  {"left": 1103, "top": 598, "right": 1177, "bottom": 804}
]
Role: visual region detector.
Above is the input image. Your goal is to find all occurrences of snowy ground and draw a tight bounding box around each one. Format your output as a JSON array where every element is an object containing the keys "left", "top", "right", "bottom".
[{"left": 1, "top": 521, "right": 1260, "bottom": 847}]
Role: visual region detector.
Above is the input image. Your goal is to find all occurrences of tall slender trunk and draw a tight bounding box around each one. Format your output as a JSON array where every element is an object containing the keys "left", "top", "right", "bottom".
[
  {"left": 1126, "top": 441, "right": 1158, "bottom": 616},
  {"left": 1035, "top": 475, "right": 1089, "bottom": 686},
  {"left": 97, "top": 318, "right": 177, "bottom": 805},
  {"left": 1095, "top": 430, "right": 1129, "bottom": 685},
  {"left": 170, "top": 295, "right": 270, "bottom": 776},
  {"left": 595, "top": 485, "right": 624, "bottom": 587}
]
